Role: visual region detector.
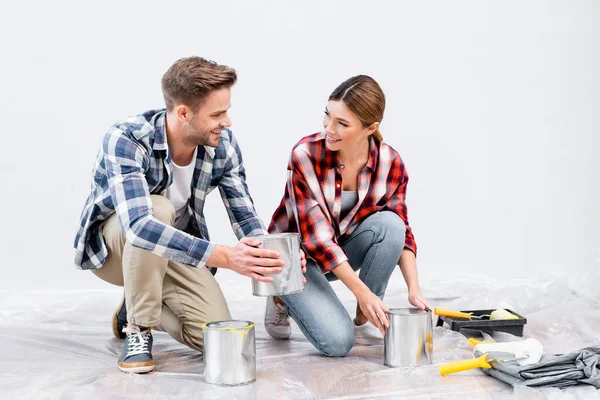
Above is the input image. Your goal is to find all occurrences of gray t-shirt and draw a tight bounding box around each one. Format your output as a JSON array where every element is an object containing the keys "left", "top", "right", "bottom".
[{"left": 340, "top": 190, "right": 358, "bottom": 219}]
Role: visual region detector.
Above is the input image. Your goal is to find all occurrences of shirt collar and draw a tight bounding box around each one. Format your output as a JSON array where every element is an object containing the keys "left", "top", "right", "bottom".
[
  {"left": 152, "top": 110, "right": 168, "bottom": 151},
  {"left": 153, "top": 110, "right": 215, "bottom": 158},
  {"left": 204, "top": 146, "right": 215, "bottom": 158},
  {"left": 366, "top": 135, "right": 378, "bottom": 171}
]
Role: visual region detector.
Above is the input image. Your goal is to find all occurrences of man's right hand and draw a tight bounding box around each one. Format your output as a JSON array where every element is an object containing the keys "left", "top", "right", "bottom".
[{"left": 225, "top": 237, "right": 285, "bottom": 282}]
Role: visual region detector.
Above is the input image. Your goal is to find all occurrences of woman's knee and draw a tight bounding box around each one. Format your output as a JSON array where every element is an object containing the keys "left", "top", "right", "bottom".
[
  {"left": 316, "top": 326, "right": 356, "bottom": 357},
  {"left": 150, "top": 195, "right": 176, "bottom": 226},
  {"left": 362, "top": 211, "right": 406, "bottom": 246},
  {"left": 378, "top": 211, "right": 406, "bottom": 235}
]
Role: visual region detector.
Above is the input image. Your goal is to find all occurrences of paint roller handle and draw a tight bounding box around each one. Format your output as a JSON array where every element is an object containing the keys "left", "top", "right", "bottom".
[
  {"left": 434, "top": 307, "right": 473, "bottom": 320},
  {"left": 467, "top": 338, "right": 494, "bottom": 346},
  {"left": 439, "top": 354, "right": 492, "bottom": 376}
]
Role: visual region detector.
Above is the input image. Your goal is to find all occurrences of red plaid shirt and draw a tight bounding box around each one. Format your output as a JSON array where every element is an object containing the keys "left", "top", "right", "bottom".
[{"left": 269, "top": 132, "right": 417, "bottom": 273}]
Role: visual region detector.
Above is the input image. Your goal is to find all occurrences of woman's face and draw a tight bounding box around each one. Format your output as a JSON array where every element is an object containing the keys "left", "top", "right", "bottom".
[{"left": 323, "top": 100, "right": 375, "bottom": 152}]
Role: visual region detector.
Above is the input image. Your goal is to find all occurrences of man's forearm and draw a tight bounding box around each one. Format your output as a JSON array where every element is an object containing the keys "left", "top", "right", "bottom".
[{"left": 206, "top": 245, "right": 232, "bottom": 269}]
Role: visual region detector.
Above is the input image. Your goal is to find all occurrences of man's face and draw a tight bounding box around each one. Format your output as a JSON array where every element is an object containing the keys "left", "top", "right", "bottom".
[{"left": 183, "top": 87, "right": 232, "bottom": 147}]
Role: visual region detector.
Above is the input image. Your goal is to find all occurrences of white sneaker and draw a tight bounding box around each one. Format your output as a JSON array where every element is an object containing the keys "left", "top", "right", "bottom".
[
  {"left": 264, "top": 296, "right": 291, "bottom": 340},
  {"left": 354, "top": 320, "right": 383, "bottom": 346}
]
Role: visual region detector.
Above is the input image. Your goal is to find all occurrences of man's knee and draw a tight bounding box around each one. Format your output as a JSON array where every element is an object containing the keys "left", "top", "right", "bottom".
[
  {"left": 150, "top": 195, "right": 176, "bottom": 226},
  {"left": 182, "top": 308, "right": 232, "bottom": 352}
]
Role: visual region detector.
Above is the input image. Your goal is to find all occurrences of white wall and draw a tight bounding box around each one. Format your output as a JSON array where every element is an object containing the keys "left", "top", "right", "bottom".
[{"left": 0, "top": 0, "right": 597, "bottom": 290}]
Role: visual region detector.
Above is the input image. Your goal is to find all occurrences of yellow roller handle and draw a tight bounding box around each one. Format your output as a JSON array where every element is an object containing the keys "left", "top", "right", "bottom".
[
  {"left": 467, "top": 338, "right": 493, "bottom": 346},
  {"left": 439, "top": 354, "right": 493, "bottom": 376},
  {"left": 434, "top": 307, "right": 473, "bottom": 320}
]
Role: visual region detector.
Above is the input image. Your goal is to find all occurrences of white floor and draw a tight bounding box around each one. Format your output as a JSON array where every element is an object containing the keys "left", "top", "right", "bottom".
[{"left": 2, "top": 269, "right": 599, "bottom": 400}]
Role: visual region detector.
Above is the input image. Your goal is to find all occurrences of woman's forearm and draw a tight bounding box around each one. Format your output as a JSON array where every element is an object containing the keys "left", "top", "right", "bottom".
[
  {"left": 332, "top": 261, "right": 369, "bottom": 296},
  {"left": 398, "top": 248, "right": 420, "bottom": 292}
]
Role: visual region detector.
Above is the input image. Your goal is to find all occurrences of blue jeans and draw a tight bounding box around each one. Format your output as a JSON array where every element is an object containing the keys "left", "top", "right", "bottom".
[{"left": 280, "top": 211, "right": 406, "bottom": 357}]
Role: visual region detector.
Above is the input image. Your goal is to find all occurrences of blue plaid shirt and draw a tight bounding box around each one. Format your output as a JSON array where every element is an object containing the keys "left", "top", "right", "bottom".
[{"left": 74, "top": 109, "right": 267, "bottom": 270}]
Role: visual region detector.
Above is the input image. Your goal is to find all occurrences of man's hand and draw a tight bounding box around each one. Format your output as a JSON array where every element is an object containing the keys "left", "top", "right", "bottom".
[{"left": 226, "top": 237, "right": 285, "bottom": 282}]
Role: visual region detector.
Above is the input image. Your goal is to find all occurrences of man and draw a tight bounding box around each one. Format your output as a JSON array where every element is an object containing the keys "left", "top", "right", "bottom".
[{"left": 74, "top": 57, "right": 302, "bottom": 373}]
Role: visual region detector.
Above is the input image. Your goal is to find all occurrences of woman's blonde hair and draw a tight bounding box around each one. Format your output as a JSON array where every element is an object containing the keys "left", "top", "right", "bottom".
[{"left": 328, "top": 75, "right": 385, "bottom": 141}]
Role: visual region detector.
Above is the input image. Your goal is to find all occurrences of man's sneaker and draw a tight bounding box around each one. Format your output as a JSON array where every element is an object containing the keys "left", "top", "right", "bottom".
[
  {"left": 264, "top": 296, "right": 291, "bottom": 340},
  {"left": 354, "top": 320, "right": 384, "bottom": 346},
  {"left": 112, "top": 296, "right": 127, "bottom": 339},
  {"left": 118, "top": 325, "right": 154, "bottom": 373}
]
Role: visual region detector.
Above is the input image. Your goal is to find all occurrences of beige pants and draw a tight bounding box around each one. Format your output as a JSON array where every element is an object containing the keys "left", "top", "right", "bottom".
[{"left": 92, "top": 195, "right": 231, "bottom": 352}]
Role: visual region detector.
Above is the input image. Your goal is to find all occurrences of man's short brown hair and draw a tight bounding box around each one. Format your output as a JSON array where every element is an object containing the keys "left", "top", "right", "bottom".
[{"left": 161, "top": 56, "right": 237, "bottom": 111}]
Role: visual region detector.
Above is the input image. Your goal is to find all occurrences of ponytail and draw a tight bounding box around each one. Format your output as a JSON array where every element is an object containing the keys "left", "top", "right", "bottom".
[{"left": 372, "top": 129, "right": 383, "bottom": 141}]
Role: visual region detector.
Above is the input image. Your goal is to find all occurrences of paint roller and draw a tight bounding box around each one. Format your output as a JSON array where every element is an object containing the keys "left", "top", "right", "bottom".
[{"left": 439, "top": 338, "right": 543, "bottom": 375}]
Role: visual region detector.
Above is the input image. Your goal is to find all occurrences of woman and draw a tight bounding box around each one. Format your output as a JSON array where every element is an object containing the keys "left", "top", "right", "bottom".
[{"left": 265, "top": 75, "right": 431, "bottom": 357}]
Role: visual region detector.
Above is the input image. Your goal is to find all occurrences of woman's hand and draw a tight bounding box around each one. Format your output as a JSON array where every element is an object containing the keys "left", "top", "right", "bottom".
[
  {"left": 356, "top": 289, "right": 390, "bottom": 335},
  {"left": 408, "top": 287, "right": 431, "bottom": 310},
  {"left": 299, "top": 249, "right": 307, "bottom": 284},
  {"left": 398, "top": 250, "right": 431, "bottom": 310}
]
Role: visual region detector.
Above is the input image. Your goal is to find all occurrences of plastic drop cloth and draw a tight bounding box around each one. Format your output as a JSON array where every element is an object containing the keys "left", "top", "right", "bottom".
[
  {"left": 473, "top": 346, "right": 600, "bottom": 389},
  {"left": 1, "top": 269, "right": 599, "bottom": 400}
]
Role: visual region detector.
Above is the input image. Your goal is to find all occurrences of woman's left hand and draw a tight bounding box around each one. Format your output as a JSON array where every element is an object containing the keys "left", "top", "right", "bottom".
[
  {"left": 299, "top": 250, "right": 307, "bottom": 283},
  {"left": 408, "top": 288, "right": 431, "bottom": 310}
]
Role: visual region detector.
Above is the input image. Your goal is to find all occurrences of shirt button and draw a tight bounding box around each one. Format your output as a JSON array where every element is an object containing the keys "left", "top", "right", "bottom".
[{"left": 336, "top": 184, "right": 341, "bottom": 188}]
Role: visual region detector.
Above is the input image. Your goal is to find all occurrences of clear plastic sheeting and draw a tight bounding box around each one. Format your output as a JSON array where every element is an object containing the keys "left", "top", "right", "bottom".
[{"left": 1, "top": 270, "right": 599, "bottom": 399}]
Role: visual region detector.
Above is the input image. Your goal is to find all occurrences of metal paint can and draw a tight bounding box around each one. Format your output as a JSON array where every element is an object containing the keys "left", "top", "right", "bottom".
[
  {"left": 384, "top": 308, "right": 433, "bottom": 367},
  {"left": 251, "top": 233, "right": 304, "bottom": 297},
  {"left": 203, "top": 320, "right": 256, "bottom": 386}
]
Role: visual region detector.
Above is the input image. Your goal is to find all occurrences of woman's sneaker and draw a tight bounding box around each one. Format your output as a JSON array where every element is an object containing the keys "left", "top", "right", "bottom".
[
  {"left": 118, "top": 325, "right": 154, "bottom": 373},
  {"left": 354, "top": 320, "right": 384, "bottom": 346}
]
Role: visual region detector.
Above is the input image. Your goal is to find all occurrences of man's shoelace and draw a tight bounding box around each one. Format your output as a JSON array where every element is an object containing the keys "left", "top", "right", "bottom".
[
  {"left": 122, "top": 325, "right": 151, "bottom": 357},
  {"left": 274, "top": 304, "right": 289, "bottom": 325}
]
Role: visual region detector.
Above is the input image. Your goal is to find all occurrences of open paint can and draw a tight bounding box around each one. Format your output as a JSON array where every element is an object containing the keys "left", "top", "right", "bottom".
[
  {"left": 203, "top": 320, "right": 256, "bottom": 386},
  {"left": 252, "top": 233, "right": 304, "bottom": 297},
  {"left": 384, "top": 308, "right": 433, "bottom": 367}
]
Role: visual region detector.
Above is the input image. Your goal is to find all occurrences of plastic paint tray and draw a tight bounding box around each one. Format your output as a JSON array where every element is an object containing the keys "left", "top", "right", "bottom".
[{"left": 435, "top": 308, "right": 527, "bottom": 336}]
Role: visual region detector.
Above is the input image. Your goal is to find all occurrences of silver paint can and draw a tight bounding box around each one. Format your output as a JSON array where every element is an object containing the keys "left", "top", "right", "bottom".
[
  {"left": 384, "top": 308, "right": 433, "bottom": 367},
  {"left": 251, "top": 233, "right": 304, "bottom": 297},
  {"left": 203, "top": 320, "right": 256, "bottom": 386}
]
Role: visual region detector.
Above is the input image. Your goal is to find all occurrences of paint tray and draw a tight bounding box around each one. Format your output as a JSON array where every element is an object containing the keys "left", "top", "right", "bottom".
[{"left": 435, "top": 308, "right": 527, "bottom": 336}]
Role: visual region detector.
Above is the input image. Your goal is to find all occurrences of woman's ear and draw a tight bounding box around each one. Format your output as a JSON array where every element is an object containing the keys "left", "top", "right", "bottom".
[{"left": 366, "top": 121, "right": 380, "bottom": 136}]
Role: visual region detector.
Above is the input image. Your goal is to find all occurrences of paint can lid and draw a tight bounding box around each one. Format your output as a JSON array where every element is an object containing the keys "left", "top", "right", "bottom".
[
  {"left": 388, "top": 308, "right": 430, "bottom": 316},
  {"left": 203, "top": 320, "right": 255, "bottom": 330},
  {"left": 254, "top": 232, "right": 300, "bottom": 241}
]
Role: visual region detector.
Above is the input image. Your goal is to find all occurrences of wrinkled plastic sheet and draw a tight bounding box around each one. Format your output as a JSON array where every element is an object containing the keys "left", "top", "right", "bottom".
[{"left": 1, "top": 270, "right": 599, "bottom": 400}]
